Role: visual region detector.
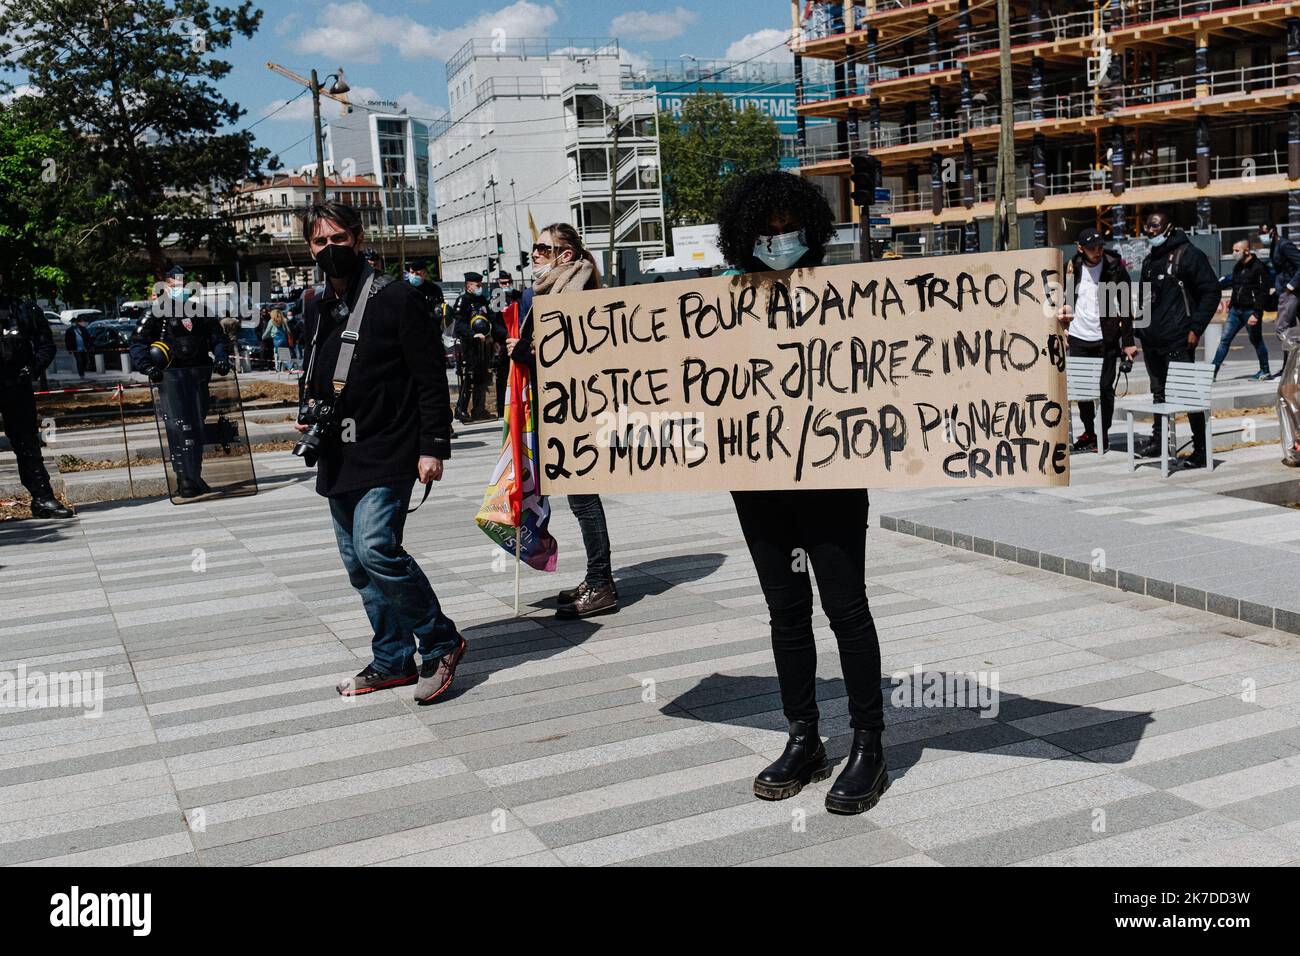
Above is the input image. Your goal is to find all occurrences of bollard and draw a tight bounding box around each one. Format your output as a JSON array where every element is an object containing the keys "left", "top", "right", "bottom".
[
  {"left": 94, "top": 353, "right": 106, "bottom": 373},
  {"left": 119, "top": 351, "right": 132, "bottom": 374},
  {"left": 1201, "top": 321, "right": 1222, "bottom": 364}
]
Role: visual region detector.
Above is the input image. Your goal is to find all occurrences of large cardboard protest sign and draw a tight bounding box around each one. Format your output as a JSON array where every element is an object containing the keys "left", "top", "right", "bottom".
[{"left": 536, "top": 249, "right": 1068, "bottom": 493}]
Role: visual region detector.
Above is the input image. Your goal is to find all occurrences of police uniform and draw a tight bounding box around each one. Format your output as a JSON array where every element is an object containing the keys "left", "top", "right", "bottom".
[
  {"left": 489, "top": 271, "right": 518, "bottom": 416},
  {"left": 451, "top": 272, "right": 493, "bottom": 421},
  {"left": 0, "top": 290, "right": 69, "bottom": 517},
  {"left": 128, "top": 283, "right": 230, "bottom": 497}
]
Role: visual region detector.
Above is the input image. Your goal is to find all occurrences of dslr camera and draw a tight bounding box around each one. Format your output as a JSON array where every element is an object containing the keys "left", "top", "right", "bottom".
[
  {"left": 293, "top": 397, "right": 340, "bottom": 467},
  {"left": 1119, "top": 354, "right": 1134, "bottom": 375}
]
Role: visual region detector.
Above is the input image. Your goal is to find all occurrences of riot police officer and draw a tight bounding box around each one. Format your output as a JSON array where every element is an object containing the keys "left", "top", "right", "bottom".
[
  {"left": 0, "top": 270, "right": 72, "bottom": 518},
  {"left": 451, "top": 272, "right": 493, "bottom": 422},
  {"left": 489, "top": 271, "right": 518, "bottom": 416},
  {"left": 406, "top": 258, "right": 445, "bottom": 319},
  {"left": 129, "top": 266, "right": 231, "bottom": 498}
]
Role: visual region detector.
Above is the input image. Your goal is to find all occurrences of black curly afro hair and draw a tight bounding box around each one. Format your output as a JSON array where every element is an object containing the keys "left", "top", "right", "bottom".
[{"left": 715, "top": 170, "right": 835, "bottom": 273}]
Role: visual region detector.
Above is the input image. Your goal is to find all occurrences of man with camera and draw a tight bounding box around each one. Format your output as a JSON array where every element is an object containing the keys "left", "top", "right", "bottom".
[
  {"left": 1058, "top": 227, "right": 1138, "bottom": 453},
  {"left": 0, "top": 269, "right": 71, "bottom": 519},
  {"left": 1135, "top": 209, "right": 1221, "bottom": 469},
  {"left": 296, "top": 201, "right": 464, "bottom": 704}
]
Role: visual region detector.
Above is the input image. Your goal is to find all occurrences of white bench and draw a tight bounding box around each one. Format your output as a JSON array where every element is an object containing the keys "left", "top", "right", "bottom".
[
  {"left": 1066, "top": 356, "right": 1105, "bottom": 454},
  {"left": 1122, "top": 361, "right": 1215, "bottom": 478}
]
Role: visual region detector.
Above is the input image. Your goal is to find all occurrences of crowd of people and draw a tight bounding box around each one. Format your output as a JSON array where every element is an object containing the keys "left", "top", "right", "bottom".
[{"left": 5, "top": 177, "right": 1299, "bottom": 817}]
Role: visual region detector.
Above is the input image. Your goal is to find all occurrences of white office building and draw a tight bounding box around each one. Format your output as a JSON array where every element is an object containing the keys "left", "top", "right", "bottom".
[
  {"left": 325, "top": 102, "right": 433, "bottom": 237},
  {"left": 432, "top": 37, "right": 665, "bottom": 282}
]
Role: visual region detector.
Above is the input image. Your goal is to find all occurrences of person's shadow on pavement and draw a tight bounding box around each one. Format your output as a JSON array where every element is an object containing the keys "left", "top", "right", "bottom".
[
  {"left": 661, "top": 672, "right": 1155, "bottom": 780},
  {"left": 445, "top": 553, "right": 729, "bottom": 700}
]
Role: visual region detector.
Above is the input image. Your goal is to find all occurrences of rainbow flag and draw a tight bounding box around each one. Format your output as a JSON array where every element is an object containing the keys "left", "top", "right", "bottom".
[{"left": 474, "top": 300, "right": 558, "bottom": 572}]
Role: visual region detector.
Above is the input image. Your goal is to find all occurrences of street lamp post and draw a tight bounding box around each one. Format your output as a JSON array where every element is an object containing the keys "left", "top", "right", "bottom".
[
  {"left": 510, "top": 178, "right": 525, "bottom": 285},
  {"left": 310, "top": 69, "right": 351, "bottom": 202}
]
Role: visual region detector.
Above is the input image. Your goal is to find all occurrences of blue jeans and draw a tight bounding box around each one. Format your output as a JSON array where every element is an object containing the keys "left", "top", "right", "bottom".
[
  {"left": 329, "top": 484, "right": 459, "bottom": 676},
  {"left": 1213, "top": 307, "right": 1270, "bottom": 373}
]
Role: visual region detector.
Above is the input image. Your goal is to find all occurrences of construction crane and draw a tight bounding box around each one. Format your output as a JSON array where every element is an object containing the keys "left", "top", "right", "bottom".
[{"left": 265, "top": 62, "right": 352, "bottom": 114}]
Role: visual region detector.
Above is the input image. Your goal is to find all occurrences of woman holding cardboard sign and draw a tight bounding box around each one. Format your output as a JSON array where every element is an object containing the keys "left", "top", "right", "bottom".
[
  {"left": 508, "top": 223, "right": 619, "bottom": 618},
  {"left": 717, "top": 171, "right": 889, "bottom": 816}
]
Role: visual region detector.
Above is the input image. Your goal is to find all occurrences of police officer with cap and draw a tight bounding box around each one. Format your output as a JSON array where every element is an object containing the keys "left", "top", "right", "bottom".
[
  {"left": 451, "top": 272, "right": 492, "bottom": 421},
  {"left": 490, "top": 270, "right": 518, "bottom": 416},
  {"left": 129, "top": 266, "right": 231, "bottom": 497},
  {"left": 0, "top": 268, "right": 71, "bottom": 518},
  {"left": 406, "top": 257, "right": 445, "bottom": 320}
]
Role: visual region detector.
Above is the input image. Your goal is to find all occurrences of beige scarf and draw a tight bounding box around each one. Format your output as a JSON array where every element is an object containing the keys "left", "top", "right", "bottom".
[{"left": 533, "top": 258, "right": 594, "bottom": 296}]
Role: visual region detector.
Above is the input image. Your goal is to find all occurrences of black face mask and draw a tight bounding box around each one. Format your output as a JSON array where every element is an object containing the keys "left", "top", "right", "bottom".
[{"left": 315, "top": 243, "right": 360, "bottom": 279}]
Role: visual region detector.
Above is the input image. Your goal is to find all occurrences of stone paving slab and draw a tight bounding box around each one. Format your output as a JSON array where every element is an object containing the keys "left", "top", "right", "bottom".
[{"left": 3, "top": 420, "right": 1300, "bottom": 866}]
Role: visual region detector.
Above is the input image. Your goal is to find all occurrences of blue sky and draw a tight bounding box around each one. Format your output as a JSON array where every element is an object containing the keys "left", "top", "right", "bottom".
[{"left": 228, "top": 1, "right": 791, "bottom": 168}]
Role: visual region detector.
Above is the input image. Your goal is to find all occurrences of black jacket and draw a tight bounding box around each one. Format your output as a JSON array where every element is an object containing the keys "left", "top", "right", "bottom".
[
  {"left": 129, "top": 302, "right": 229, "bottom": 371},
  {"left": 301, "top": 265, "right": 452, "bottom": 498},
  {"left": 1222, "top": 254, "right": 1270, "bottom": 312},
  {"left": 64, "top": 325, "right": 91, "bottom": 353},
  {"left": 1137, "top": 230, "right": 1220, "bottom": 351},
  {"left": 1066, "top": 249, "right": 1135, "bottom": 349},
  {"left": 0, "top": 294, "right": 55, "bottom": 382},
  {"left": 1269, "top": 235, "right": 1300, "bottom": 294}
]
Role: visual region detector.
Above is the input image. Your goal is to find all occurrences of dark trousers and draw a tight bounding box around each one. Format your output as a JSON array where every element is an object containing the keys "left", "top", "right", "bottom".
[
  {"left": 731, "top": 488, "right": 884, "bottom": 731},
  {"left": 1142, "top": 344, "right": 1206, "bottom": 455},
  {"left": 1067, "top": 336, "right": 1119, "bottom": 442},
  {"left": 73, "top": 351, "right": 89, "bottom": 377},
  {"left": 156, "top": 367, "right": 210, "bottom": 485},
  {"left": 0, "top": 373, "right": 55, "bottom": 498},
  {"left": 569, "top": 493, "right": 613, "bottom": 588}
]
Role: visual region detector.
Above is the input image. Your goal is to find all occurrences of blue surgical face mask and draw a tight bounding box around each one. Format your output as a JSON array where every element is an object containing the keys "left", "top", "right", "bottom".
[
  {"left": 407, "top": 274, "right": 423, "bottom": 287},
  {"left": 753, "top": 229, "right": 808, "bottom": 271},
  {"left": 1149, "top": 232, "right": 1167, "bottom": 248},
  {"left": 169, "top": 286, "right": 187, "bottom": 300}
]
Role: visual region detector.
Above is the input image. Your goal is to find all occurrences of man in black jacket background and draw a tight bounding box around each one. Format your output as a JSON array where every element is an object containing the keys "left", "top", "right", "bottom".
[
  {"left": 1135, "top": 209, "right": 1221, "bottom": 469},
  {"left": 297, "top": 201, "right": 465, "bottom": 705},
  {"left": 0, "top": 270, "right": 71, "bottom": 518},
  {"left": 1212, "top": 239, "right": 1272, "bottom": 380},
  {"left": 1059, "top": 226, "right": 1137, "bottom": 452}
]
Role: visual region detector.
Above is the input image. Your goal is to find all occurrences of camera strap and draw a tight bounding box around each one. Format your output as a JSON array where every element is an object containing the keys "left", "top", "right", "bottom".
[
  {"left": 331, "top": 265, "right": 377, "bottom": 395},
  {"left": 408, "top": 480, "right": 433, "bottom": 514}
]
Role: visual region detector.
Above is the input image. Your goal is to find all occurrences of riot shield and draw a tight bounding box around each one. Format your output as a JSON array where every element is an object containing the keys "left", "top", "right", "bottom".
[{"left": 151, "top": 365, "right": 258, "bottom": 503}]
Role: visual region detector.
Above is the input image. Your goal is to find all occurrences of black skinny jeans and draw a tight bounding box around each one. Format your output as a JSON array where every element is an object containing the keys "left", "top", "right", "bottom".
[
  {"left": 1066, "top": 335, "right": 1119, "bottom": 442},
  {"left": 569, "top": 493, "right": 613, "bottom": 588},
  {"left": 731, "top": 488, "right": 884, "bottom": 731}
]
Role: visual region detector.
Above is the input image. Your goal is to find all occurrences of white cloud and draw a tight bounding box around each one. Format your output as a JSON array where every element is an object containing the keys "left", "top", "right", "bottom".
[
  {"left": 0, "top": 82, "right": 39, "bottom": 105},
  {"left": 724, "top": 27, "right": 791, "bottom": 62},
  {"left": 275, "top": 12, "right": 302, "bottom": 37},
  {"left": 294, "top": 1, "right": 557, "bottom": 63},
  {"left": 610, "top": 7, "right": 696, "bottom": 42}
]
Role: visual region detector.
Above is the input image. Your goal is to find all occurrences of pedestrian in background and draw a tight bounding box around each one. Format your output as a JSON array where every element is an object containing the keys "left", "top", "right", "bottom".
[
  {"left": 1136, "top": 209, "right": 1221, "bottom": 469},
  {"left": 1213, "top": 239, "right": 1271, "bottom": 381},
  {"left": 1059, "top": 226, "right": 1137, "bottom": 453},
  {"left": 1260, "top": 222, "right": 1300, "bottom": 376},
  {"left": 64, "top": 313, "right": 91, "bottom": 378}
]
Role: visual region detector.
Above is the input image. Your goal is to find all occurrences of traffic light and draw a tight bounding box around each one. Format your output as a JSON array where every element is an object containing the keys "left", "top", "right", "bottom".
[
  {"left": 519, "top": 250, "right": 528, "bottom": 270},
  {"left": 849, "top": 154, "right": 880, "bottom": 208},
  {"left": 487, "top": 256, "right": 498, "bottom": 272},
  {"left": 496, "top": 233, "right": 504, "bottom": 254}
]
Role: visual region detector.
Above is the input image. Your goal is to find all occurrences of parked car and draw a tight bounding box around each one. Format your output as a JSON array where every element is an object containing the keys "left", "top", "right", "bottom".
[
  {"left": 235, "top": 326, "right": 270, "bottom": 370},
  {"left": 116, "top": 300, "right": 152, "bottom": 324},
  {"left": 60, "top": 308, "right": 106, "bottom": 325},
  {"left": 84, "top": 318, "right": 133, "bottom": 356}
]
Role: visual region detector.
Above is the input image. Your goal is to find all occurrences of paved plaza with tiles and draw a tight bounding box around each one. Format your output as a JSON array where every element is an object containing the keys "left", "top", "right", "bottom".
[{"left": 4, "top": 406, "right": 1300, "bottom": 867}]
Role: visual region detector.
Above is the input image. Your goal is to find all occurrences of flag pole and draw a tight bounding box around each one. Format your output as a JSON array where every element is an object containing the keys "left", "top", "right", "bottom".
[{"left": 514, "top": 525, "right": 521, "bottom": 616}]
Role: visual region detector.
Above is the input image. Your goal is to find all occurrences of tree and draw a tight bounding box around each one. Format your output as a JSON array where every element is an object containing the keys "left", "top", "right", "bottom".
[
  {"left": 658, "top": 93, "right": 781, "bottom": 234},
  {"left": 0, "top": 0, "right": 275, "bottom": 283}
]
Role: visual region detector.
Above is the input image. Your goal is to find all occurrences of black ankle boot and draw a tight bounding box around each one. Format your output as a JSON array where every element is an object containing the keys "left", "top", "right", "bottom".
[
  {"left": 825, "top": 728, "right": 890, "bottom": 815},
  {"left": 753, "top": 720, "right": 831, "bottom": 801}
]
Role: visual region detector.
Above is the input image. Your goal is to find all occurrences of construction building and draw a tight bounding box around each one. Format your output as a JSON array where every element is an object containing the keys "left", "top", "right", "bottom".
[{"left": 791, "top": 0, "right": 1300, "bottom": 258}]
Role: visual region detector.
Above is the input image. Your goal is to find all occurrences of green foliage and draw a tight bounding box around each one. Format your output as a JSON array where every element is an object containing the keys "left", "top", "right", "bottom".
[
  {"left": 0, "top": 0, "right": 276, "bottom": 294},
  {"left": 657, "top": 93, "right": 782, "bottom": 235}
]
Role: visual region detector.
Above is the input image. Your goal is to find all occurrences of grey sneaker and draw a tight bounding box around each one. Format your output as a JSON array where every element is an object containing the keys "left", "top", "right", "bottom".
[
  {"left": 415, "top": 636, "right": 467, "bottom": 705},
  {"left": 336, "top": 664, "right": 417, "bottom": 697}
]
